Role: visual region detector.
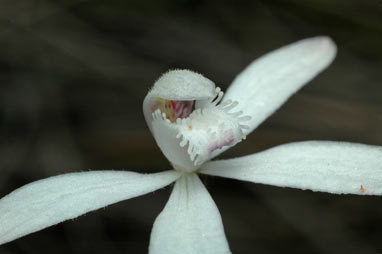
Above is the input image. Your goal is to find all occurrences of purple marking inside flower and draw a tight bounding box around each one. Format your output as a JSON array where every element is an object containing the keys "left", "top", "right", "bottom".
[{"left": 209, "top": 137, "right": 235, "bottom": 154}]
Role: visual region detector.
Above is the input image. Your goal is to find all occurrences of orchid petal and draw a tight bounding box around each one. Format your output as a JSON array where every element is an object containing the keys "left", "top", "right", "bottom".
[
  {"left": 0, "top": 170, "right": 180, "bottom": 245},
  {"left": 149, "top": 174, "right": 231, "bottom": 254},
  {"left": 223, "top": 36, "right": 337, "bottom": 135},
  {"left": 201, "top": 141, "right": 382, "bottom": 195}
]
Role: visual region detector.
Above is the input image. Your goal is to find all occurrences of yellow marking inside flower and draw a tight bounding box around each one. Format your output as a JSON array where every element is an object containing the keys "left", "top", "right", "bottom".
[
  {"left": 153, "top": 98, "right": 194, "bottom": 123},
  {"left": 153, "top": 98, "right": 176, "bottom": 122},
  {"left": 188, "top": 125, "right": 193, "bottom": 130}
]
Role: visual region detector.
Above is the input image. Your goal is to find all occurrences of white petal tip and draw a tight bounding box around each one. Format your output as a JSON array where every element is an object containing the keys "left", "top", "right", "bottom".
[{"left": 309, "top": 36, "right": 337, "bottom": 63}]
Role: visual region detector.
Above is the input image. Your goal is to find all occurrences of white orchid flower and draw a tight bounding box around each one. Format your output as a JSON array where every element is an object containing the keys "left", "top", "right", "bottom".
[{"left": 1, "top": 36, "right": 381, "bottom": 253}]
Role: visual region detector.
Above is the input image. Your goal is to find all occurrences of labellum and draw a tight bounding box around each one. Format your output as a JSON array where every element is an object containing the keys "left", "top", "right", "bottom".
[{"left": 143, "top": 70, "right": 250, "bottom": 171}]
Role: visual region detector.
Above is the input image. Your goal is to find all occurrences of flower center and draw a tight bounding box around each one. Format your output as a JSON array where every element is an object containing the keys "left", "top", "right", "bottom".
[
  {"left": 152, "top": 99, "right": 194, "bottom": 123},
  {"left": 151, "top": 87, "right": 250, "bottom": 171}
]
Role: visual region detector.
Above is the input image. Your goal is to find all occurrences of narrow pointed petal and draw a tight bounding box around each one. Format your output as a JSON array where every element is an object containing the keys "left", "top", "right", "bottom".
[
  {"left": 0, "top": 170, "right": 180, "bottom": 245},
  {"left": 224, "top": 36, "right": 337, "bottom": 135},
  {"left": 201, "top": 141, "right": 382, "bottom": 195},
  {"left": 149, "top": 174, "right": 231, "bottom": 254}
]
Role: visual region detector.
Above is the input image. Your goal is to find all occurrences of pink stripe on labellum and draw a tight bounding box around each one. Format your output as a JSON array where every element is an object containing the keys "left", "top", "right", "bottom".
[
  {"left": 208, "top": 137, "right": 235, "bottom": 154},
  {"left": 172, "top": 100, "right": 193, "bottom": 120},
  {"left": 152, "top": 99, "right": 194, "bottom": 122}
]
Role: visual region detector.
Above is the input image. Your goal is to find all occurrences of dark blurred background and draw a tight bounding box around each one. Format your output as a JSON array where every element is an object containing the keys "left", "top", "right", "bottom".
[{"left": 0, "top": 0, "right": 381, "bottom": 253}]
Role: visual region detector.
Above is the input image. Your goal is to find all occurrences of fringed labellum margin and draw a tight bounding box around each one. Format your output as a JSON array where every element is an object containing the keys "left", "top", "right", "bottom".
[{"left": 143, "top": 70, "right": 251, "bottom": 172}]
